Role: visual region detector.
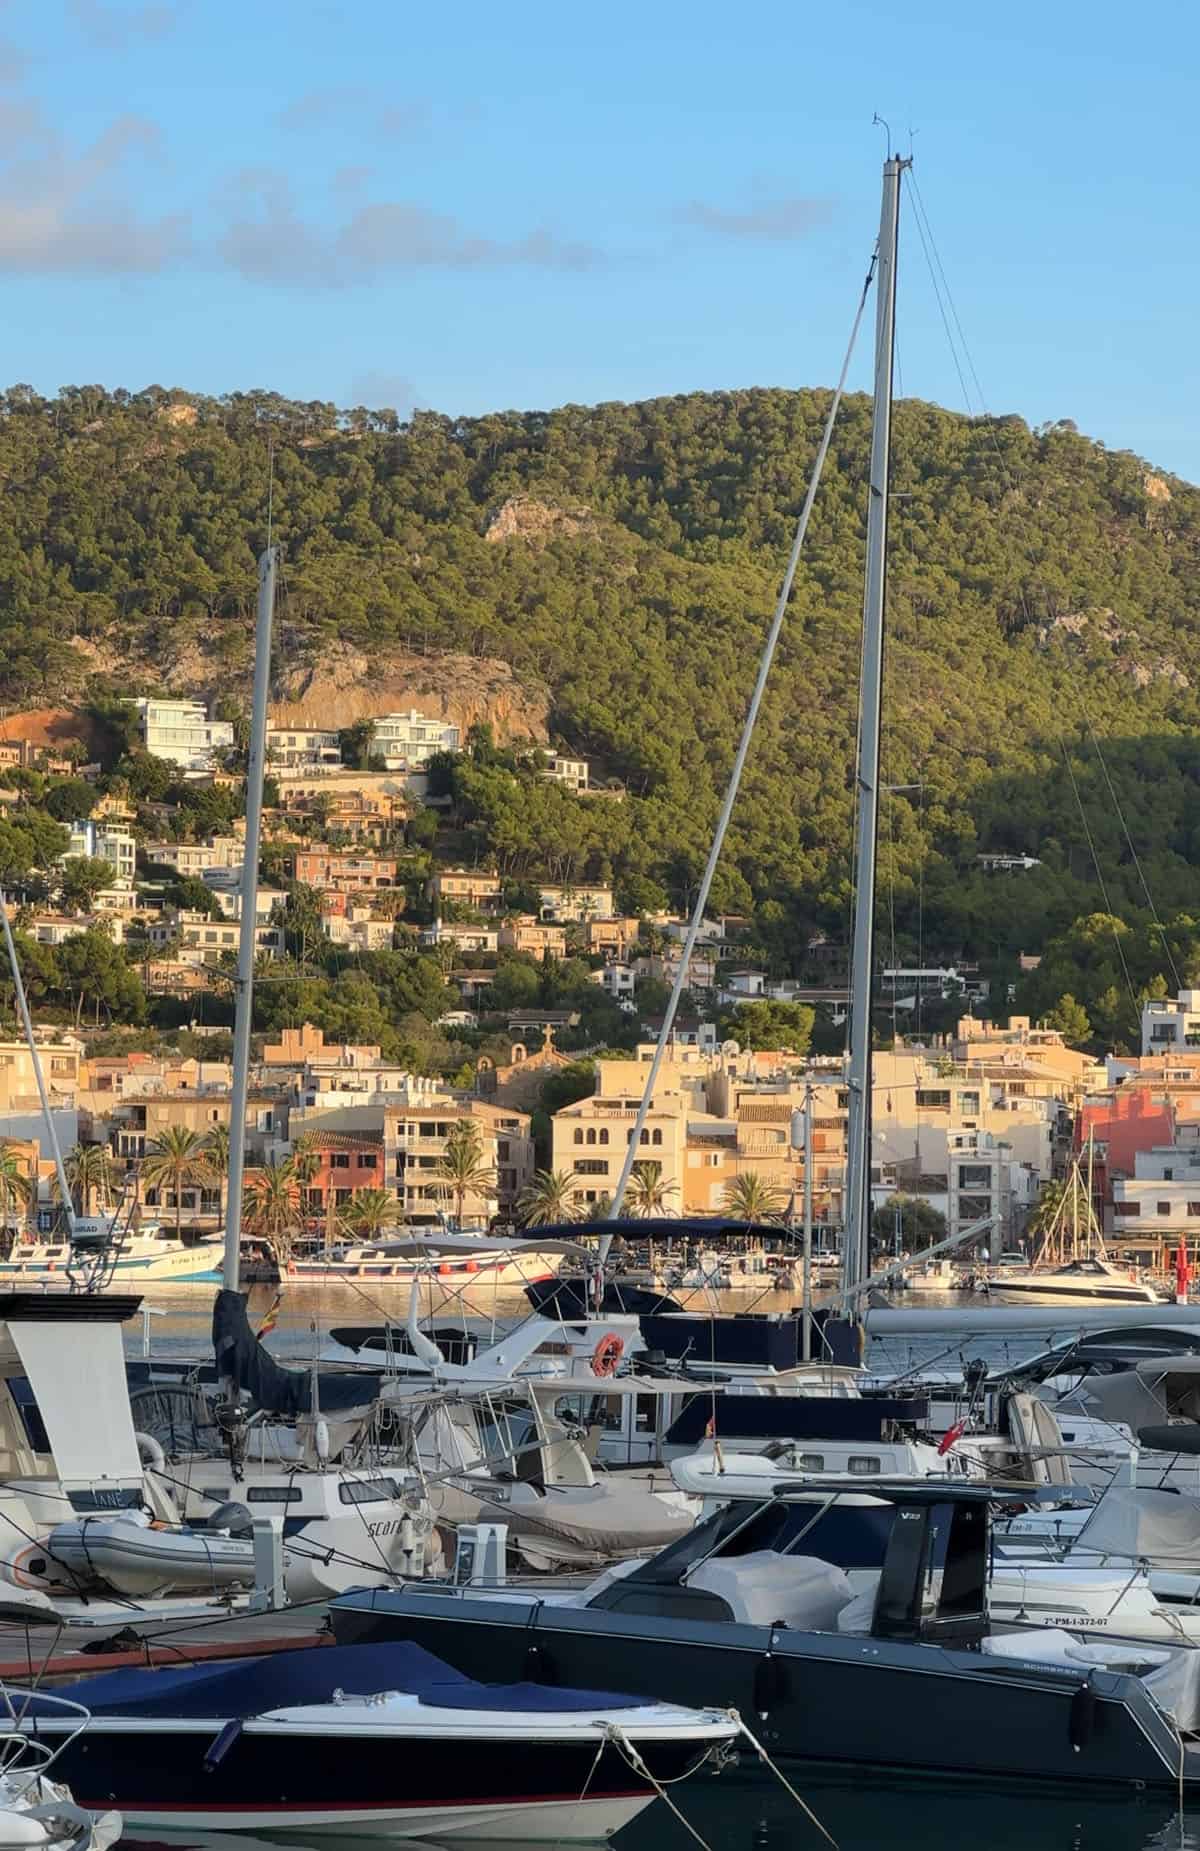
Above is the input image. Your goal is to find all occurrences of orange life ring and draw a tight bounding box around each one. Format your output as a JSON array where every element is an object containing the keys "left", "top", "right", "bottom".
[{"left": 591, "top": 1333, "right": 624, "bottom": 1378}]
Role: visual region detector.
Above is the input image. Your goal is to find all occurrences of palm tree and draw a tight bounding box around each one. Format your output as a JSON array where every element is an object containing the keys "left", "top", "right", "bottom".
[
  {"left": 141, "top": 1126, "right": 214, "bottom": 1244},
  {"left": 56, "top": 1142, "right": 117, "bottom": 1216},
  {"left": 721, "top": 1172, "right": 786, "bottom": 1222},
  {"left": 0, "top": 1142, "right": 33, "bottom": 1243},
  {"left": 244, "top": 1157, "right": 301, "bottom": 1262},
  {"left": 1024, "top": 1177, "right": 1071, "bottom": 1262},
  {"left": 516, "top": 1169, "right": 577, "bottom": 1227},
  {"left": 435, "top": 1120, "right": 497, "bottom": 1229},
  {"left": 204, "top": 1122, "right": 231, "bottom": 1224},
  {"left": 341, "top": 1188, "right": 402, "bottom": 1239},
  {"left": 625, "top": 1160, "right": 677, "bottom": 1219},
  {"left": 290, "top": 1132, "right": 321, "bottom": 1215}
]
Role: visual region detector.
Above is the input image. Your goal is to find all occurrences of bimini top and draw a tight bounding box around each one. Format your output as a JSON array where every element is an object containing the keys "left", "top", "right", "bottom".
[{"left": 43, "top": 1642, "right": 643, "bottom": 1719}]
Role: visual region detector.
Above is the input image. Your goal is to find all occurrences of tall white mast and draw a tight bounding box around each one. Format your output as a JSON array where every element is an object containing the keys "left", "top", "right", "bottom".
[
  {"left": 842, "top": 154, "right": 906, "bottom": 1304},
  {"left": 222, "top": 546, "right": 278, "bottom": 1294}
]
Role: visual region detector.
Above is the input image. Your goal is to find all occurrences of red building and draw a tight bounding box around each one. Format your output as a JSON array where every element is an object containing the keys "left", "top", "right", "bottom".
[
  {"left": 1078, "top": 1088, "right": 1176, "bottom": 1228},
  {"left": 291, "top": 851, "right": 396, "bottom": 892},
  {"left": 299, "top": 1132, "right": 387, "bottom": 1217}
]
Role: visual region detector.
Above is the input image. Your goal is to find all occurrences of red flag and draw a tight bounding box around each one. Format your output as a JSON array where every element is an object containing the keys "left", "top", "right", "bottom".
[
  {"left": 938, "top": 1419, "right": 966, "bottom": 1458},
  {"left": 1177, "top": 1245, "right": 1191, "bottom": 1305}
]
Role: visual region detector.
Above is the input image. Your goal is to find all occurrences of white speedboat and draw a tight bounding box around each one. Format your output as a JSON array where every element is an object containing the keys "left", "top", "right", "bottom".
[{"left": 985, "top": 1258, "right": 1165, "bottom": 1304}]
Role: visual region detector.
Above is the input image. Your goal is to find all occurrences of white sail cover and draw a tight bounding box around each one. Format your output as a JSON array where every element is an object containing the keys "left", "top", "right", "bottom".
[
  {"left": 11, "top": 1320, "right": 142, "bottom": 1487},
  {"left": 1074, "top": 1487, "right": 1200, "bottom": 1562}
]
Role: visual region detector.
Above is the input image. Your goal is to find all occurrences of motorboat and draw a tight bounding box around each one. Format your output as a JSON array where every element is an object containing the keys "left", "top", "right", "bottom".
[
  {"left": 332, "top": 1478, "right": 1200, "bottom": 1793},
  {"left": 257, "top": 1232, "right": 566, "bottom": 1291},
  {"left": 984, "top": 1258, "right": 1165, "bottom": 1305},
  {"left": 24, "top": 1640, "right": 737, "bottom": 1841},
  {"left": 0, "top": 1226, "right": 222, "bottom": 1288}
]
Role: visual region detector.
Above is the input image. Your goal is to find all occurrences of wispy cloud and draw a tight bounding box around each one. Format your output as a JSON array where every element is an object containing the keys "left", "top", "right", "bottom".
[
  {"left": 348, "top": 369, "right": 420, "bottom": 416},
  {"left": 675, "top": 194, "right": 832, "bottom": 241},
  {"left": 279, "top": 86, "right": 428, "bottom": 144},
  {"left": 0, "top": 107, "right": 188, "bottom": 274},
  {"left": 66, "top": 0, "right": 179, "bottom": 48},
  {"left": 219, "top": 171, "right": 601, "bottom": 286}
]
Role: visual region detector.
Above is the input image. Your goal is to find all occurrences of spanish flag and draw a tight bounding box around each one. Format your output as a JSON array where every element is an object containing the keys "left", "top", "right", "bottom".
[{"left": 256, "top": 1290, "right": 283, "bottom": 1339}]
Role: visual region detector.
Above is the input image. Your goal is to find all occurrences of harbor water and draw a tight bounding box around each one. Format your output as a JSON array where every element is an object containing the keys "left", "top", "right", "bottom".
[{"left": 122, "top": 1282, "right": 1200, "bottom": 1849}]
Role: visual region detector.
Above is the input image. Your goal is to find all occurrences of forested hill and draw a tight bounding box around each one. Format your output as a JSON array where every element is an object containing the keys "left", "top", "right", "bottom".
[{"left": 4, "top": 380, "right": 1200, "bottom": 1023}]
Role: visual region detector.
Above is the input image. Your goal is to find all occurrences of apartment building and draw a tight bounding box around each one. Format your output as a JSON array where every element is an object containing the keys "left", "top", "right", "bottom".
[
  {"left": 420, "top": 920, "right": 498, "bottom": 954},
  {"left": 144, "top": 836, "right": 242, "bottom": 875},
  {"left": 136, "top": 698, "right": 234, "bottom": 772},
  {"left": 1142, "top": 990, "right": 1200, "bottom": 1057},
  {"left": 291, "top": 850, "right": 396, "bottom": 891},
  {"left": 498, "top": 917, "right": 567, "bottom": 961},
  {"left": 428, "top": 870, "right": 502, "bottom": 910},
  {"left": 263, "top": 1025, "right": 382, "bottom": 1070},
  {"left": 290, "top": 1131, "right": 386, "bottom": 1218},
  {"left": 538, "top": 883, "right": 614, "bottom": 922},
  {"left": 64, "top": 820, "right": 136, "bottom": 886},
  {"left": 323, "top": 912, "right": 395, "bottom": 953},
  {"left": 0, "top": 1033, "right": 82, "bottom": 1112},
  {"left": 146, "top": 910, "right": 284, "bottom": 965},
  {"left": 373, "top": 711, "right": 461, "bottom": 769},
  {"left": 265, "top": 726, "right": 342, "bottom": 769},
  {"left": 586, "top": 916, "right": 640, "bottom": 960}
]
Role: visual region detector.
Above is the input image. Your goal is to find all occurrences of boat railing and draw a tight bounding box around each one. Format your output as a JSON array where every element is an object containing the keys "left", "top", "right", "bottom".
[{"left": 0, "top": 1686, "right": 95, "bottom": 1791}]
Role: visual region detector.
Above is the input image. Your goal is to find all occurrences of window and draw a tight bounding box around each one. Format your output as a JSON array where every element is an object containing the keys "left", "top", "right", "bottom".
[
  {"left": 1187, "top": 1203, "right": 1200, "bottom": 1218},
  {"left": 1158, "top": 1202, "right": 1173, "bottom": 1217},
  {"left": 958, "top": 1092, "right": 980, "bottom": 1115},
  {"left": 356, "top": 1154, "right": 373, "bottom": 1169},
  {"left": 1113, "top": 1202, "right": 1140, "bottom": 1217},
  {"left": 795, "top": 1453, "right": 825, "bottom": 1471},
  {"left": 338, "top": 1478, "right": 402, "bottom": 1505},
  {"left": 640, "top": 1129, "right": 649, "bottom": 1144},
  {"left": 574, "top": 1159, "right": 608, "bottom": 1175},
  {"left": 574, "top": 1128, "right": 583, "bottom": 1145},
  {"left": 652, "top": 1128, "right": 663, "bottom": 1146},
  {"left": 959, "top": 1195, "right": 992, "bottom": 1222},
  {"left": 246, "top": 1486, "right": 302, "bottom": 1504},
  {"left": 586, "top": 1128, "right": 596, "bottom": 1146},
  {"left": 848, "top": 1456, "right": 883, "bottom": 1476},
  {"left": 958, "top": 1164, "right": 991, "bottom": 1188},
  {"left": 599, "top": 1129, "right": 609, "bottom": 1145},
  {"left": 915, "top": 1090, "right": 951, "bottom": 1110},
  {"left": 331, "top": 1153, "right": 350, "bottom": 1169}
]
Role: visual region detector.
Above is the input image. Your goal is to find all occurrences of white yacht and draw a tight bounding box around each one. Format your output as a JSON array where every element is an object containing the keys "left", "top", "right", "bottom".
[{"left": 985, "top": 1257, "right": 1165, "bottom": 1304}]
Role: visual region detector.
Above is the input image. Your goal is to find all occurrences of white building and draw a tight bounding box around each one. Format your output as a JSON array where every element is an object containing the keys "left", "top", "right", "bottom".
[
  {"left": 64, "top": 821, "right": 136, "bottom": 887},
  {"left": 419, "top": 920, "right": 498, "bottom": 953},
  {"left": 147, "top": 911, "right": 284, "bottom": 965},
  {"left": 591, "top": 963, "right": 636, "bottom": 998},
  {"left": 372, "top": 711, "right": 461, "bottom": 770},
  {"left": 31, "top": 915, "right": 126, "bottom": 947},
  {"left": 266, "top": 726, "right": 342, "bottom": 769},
  {"left": 1112, "top": 1145, "right": 1200, "bottom": 1244},
  {"left": 136, "top": 699, "right": 235, "bottom": 773},
  {"left": 143, "top": 836, "right": 242, "bottom": 875},
  {"left": 538, "top": 883, "right": 614, "bottom": 922},
  {"left": 542, "top": 754, "right": 589, "bottom": 791},
  {"left": 1142, "top": 990, "right": 1200, "bottom": 1056}
]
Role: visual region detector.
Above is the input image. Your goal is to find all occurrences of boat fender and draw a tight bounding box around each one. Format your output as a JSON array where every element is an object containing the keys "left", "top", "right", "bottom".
[
  {"left": 754, "top": 1649, "right": 788, "bottom": 1717},
  {"left": 135, "top": 1432, "right": 166, "bottom": 1472},
  {"left": 591, "top": 1333, "right": 625, "bottom": 1378},
  {"left": 203, "top": 1719, "right": 244, "bottom": 1773},
  {"left": 1069, "top": 1678, "right": 1096, "bottom": 1753}
]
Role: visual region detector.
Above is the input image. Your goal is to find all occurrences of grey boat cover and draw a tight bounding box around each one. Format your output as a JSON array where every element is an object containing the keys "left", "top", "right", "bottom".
[
  {"left": 1074, "top": 1356, "right": 1200, "bottom": 1432},
  {"left": 1073, "top": 1487, "right": 1200, "bottom": 1562}
]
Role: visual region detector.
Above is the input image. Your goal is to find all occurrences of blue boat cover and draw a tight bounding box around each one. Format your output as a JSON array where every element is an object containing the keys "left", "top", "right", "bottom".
[{"left": 38, "top": 1642, "right": 644, "bottom": 1719}]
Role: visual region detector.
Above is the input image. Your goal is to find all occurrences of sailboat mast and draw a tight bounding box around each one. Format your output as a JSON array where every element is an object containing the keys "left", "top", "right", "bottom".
[
  {"left": 843, "top": 154, "right": 906, "bottom": 1304},
  {"left": 223, "top": 546, "right": 278, "bottom": 1294}
]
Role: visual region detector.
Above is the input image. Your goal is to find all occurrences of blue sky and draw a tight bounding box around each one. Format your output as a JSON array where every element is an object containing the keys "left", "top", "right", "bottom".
[{"left": 2, "top": 0, "right": 1197, "bottom": 478}]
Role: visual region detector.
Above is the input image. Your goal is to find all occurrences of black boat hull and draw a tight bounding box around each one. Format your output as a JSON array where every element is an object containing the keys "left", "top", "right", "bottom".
[
  {"left": 32, "top": 1717, "right": 702, "bottom": 1840},
  {"left": 333, "top": 1588, "right": 1193, "bottom": 1793}
]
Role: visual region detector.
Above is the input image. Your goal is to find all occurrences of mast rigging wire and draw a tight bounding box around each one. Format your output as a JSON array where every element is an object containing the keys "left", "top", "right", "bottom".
[{"left": 601, "top": 246, "right": 882, "bottom": 1234}]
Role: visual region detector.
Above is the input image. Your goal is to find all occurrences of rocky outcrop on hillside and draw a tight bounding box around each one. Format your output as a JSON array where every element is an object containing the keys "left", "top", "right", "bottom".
[
  {"left": 267, "top": 643, "right": 549, "bottom": 742},
  {"left": 484, "top": 495, "right": 593, "bottom": 546}
]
